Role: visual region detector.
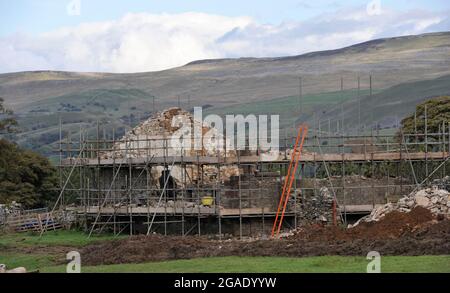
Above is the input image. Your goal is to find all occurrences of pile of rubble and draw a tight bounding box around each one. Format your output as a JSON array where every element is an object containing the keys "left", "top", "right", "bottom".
[
  {"left": 297, "top": 187, "right": 337, "bottom": 224},
  {"left": 350, "top": 185, "right": 450, "bottom": 227},
  {"left": 433, "top": 176, "right": 450, "bottom": 192},
  {"left": 0, "top": 201, "right": 22, "bottom": 225}
]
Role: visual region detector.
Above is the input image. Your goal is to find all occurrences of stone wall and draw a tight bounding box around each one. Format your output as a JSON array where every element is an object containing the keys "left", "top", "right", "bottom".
[{"left": 296, "top": 187, "right": 337, "bottom": 224}]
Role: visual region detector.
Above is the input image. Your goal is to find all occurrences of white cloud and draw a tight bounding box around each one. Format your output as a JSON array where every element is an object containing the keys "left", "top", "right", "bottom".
[{"left": 0, "top": 8, "right": 448, "bottom": 73}]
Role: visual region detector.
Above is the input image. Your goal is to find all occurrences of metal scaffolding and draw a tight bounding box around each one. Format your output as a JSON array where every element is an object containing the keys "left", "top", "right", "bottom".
[{"left": 55, "top": 118, "right": 450, "bottom": 238}]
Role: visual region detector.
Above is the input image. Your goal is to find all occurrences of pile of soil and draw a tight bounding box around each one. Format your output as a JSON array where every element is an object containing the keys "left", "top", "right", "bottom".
[
  {"left": 81, "top": 207, "right": 450, "bottom": 266},
  {"left": 351, "top": 206, "right": 435, "bottom": 238},
  {"left": 82, "top": 235, "right": 222, "bottom": 265},
  {"left": 294, "top": 206, "right": 435, "bottom": 242}
]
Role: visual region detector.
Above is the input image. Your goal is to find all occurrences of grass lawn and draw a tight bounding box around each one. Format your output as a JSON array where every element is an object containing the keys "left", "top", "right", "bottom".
[
  {"left": 0, "top": 253, "right": 57, "bottom": 271},
  {"left": 0, "top": 229, "right": 121, "bottom": 247},
  {"left": 1, "top": 231, "right": 449, "bottom": 273},
  {"left": 0, "top": 230, "right": 123, "bottom": 270},
  {"left": 44, "top": 255, "right": 450, "bottom": 273},
  {"left": 1, "top": 254, "right": 448, "bottom": 273}
]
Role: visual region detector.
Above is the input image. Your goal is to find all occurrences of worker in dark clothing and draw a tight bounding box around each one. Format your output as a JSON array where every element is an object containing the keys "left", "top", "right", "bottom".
[{"left": 159, "top": 167, "right": 177, "bottom": 200}]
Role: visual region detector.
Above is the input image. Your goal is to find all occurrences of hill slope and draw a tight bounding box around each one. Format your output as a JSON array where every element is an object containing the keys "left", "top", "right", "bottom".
[{"left": 0, "top": 31, "right": 450, "bottom": 156}]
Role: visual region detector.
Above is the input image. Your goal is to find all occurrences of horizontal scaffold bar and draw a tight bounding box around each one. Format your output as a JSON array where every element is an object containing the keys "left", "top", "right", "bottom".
[{"left": 61, "top": 151, "right": 449, "bottom": 166}]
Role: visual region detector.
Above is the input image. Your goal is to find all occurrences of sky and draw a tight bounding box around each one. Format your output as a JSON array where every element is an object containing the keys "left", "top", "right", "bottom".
[{"left": 0, "top": 0, "right": 449, "bottom": 73}]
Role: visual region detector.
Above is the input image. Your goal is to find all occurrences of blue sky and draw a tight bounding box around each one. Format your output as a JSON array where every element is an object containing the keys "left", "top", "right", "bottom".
[
  {"left": 0, "top": 0, "right": 449, "bottom": 73},
  {"left": 1, "top": 0, "right": 448, "bottom": 36}
]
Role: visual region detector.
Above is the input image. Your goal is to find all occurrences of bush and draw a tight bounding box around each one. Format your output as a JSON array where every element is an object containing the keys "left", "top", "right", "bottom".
[
  {"left": 0, "top": 139, "right": 58, "bottom": 208},
  {"left": 400, "top": 96, "right": 450, "bottom": 139}
]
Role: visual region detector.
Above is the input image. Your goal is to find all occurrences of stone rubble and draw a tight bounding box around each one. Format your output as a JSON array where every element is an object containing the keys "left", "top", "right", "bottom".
[
  {"left": 0, "top": 201, "right": 22, "bottom": 224},
  {"left": 350, "top": 184, "right": 450, "bottom": 228},
  {"left": 296, "top": 187, "right": 337, "bottom": 224},
  {"left": 432, "top": 176, "right": 450, "bottom": 192}
]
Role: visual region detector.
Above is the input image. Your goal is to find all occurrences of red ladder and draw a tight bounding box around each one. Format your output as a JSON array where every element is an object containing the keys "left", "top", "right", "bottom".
[{"left": 271, "top": 124, "right": 308, "bottom": 238}]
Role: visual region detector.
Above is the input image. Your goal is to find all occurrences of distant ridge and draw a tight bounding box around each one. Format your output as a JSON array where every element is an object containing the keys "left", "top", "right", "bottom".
[{"left": 1, "top": 31, "right": 450, "bottom": 156}]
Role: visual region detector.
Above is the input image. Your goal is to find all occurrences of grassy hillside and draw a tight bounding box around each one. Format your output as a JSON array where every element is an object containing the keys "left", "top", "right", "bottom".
[
  {"left": 206, "top": 74, "right": 450, "bottom": 134},
  {"left": 6, "top": 75, "right": 450, "bottom": 156},
  {"left": 11, "top": 89, "right": 156, "bottom": 156},
  {"left": 0, "top": 32, "right": 449, "bottom": 156},
  {"left": 205, "top": 89, "right": 373, "bottom": 130},
  {"left": 318, "top": 74, "right": 450, "bottom": 133}
]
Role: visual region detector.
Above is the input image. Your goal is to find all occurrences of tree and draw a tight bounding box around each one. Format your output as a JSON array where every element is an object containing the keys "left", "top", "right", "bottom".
[
  {"left": 399, "top": 96, "right": 450, "bottom": 139},
  {"left": 0, "top": 97, "right": 18, "bottom": 133},
  {"left": 0, "top": 139, "right": 59, "bottom": 208},
  {"left": 0, "top": 98, "right": 58, "bottom": 208}
]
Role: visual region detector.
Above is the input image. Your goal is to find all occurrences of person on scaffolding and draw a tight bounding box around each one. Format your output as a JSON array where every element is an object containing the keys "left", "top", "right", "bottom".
[{"left": 159, "top": 166, "right": 177, "bottom": 200}]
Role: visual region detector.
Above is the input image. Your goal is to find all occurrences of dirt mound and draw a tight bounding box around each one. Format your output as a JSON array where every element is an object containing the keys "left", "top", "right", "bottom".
[
  {"left": 290, "top": 206, "right": 434, "bottom": 242},
  {"left": 81, "top": 235, "right": 220, "bottom": 265},
  {"left": 82, "top": 208, "right": 450, "bottom": 266},
  {"left": 351, "top": 206, "right": 434, "bottom": 239},
  {"left": 353, "top": 187, "right": 450, "bottom": 227}
]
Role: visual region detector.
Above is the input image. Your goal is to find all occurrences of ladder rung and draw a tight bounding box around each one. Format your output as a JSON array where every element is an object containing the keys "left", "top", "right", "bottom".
[{"left": 272, "top": 124, "right": 308, "bottom": 238}]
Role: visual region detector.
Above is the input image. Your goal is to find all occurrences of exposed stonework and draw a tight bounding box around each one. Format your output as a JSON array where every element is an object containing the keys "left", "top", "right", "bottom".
[
  {"left": 296, "top": 187, "right": 337, "bottom": 224},
  {"left": 433, "top": 176, "right": 450, "bottom": 192},
  {"left": 100, "top": 107, "right": 240, "bottom": 186}
]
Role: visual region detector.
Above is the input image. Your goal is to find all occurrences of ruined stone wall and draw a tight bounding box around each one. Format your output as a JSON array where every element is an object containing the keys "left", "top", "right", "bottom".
[
  {"left": 222, "top": 175, "right": 280, "bottom": 210},
  {"left": 300, "top": 176, "right": 410, "bottom": 206},
  {"left": 95, "top": 167, "right": 281, "bottom": 210},
  {"left": 296, "top": 187, "right": 337, "bottom": 224},
  {"left": 98, "top": 107, "right": 241, "bottom": 187}
]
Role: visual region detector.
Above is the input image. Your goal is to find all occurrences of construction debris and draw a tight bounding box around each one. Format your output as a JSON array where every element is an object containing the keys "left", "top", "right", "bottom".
[
  {"left": 0, "top": 201, "right": 22, "bottom": 225},
  {"left": 160, "top": 200, "right": 214, "bottom": 211},
  {"left": 350, "top": 186, "right": 450, "bottom": 227},
  {"left": 433, "top": 176, "right": 450, "bottom": 192},
  {"left": 297, "top": 187, "right": 336, "bottom": 224}
]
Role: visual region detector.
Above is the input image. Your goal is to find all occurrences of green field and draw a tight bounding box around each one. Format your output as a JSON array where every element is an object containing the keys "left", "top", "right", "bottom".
[
  {"left": 1, "top": 254, "right": 448, "bottom": 273},
  {"left": 0, "top": 231, "right": 449, "bottom": 273},
  {"left": 206, "top": 74, "right": 450, "bottom": 135},
  {"left": 205, "top": 89, "right": 372, "bottom": 131},
  {"left": 0, "top": 230, "right": 121, "bottom": 247},
  {"left": 12, "top": 88, "right": 156, "bottom": 155}
]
